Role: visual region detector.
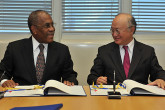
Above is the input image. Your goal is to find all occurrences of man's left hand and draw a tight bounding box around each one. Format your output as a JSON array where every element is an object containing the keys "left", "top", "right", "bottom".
[
  {"left": 63, "top": 80, "right": 74, "bottom": 86},
  {"left": 148, "top": 79, "right": 165, "bottom": 89}
]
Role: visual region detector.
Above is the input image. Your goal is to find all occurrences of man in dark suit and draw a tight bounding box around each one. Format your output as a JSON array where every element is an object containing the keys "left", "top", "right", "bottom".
[
  {"left": 0, "top": 10, "right": 78, "bottom": 87},
  {"left": 87, "top": 13, "right": 165, "bottom": 89}
]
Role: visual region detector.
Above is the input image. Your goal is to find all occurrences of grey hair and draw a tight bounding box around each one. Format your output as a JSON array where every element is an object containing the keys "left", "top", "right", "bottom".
[
  {"left": 128, "top": 16, "right": 137, "bottom": 34},
  {"left": 115, "top": 13, "right": 137, "bottom": 34}
]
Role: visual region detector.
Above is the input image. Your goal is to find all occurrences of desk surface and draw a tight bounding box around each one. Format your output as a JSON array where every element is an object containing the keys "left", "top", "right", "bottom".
[{"left": 0, "top": 86, "right": 165, "bottom": 110}]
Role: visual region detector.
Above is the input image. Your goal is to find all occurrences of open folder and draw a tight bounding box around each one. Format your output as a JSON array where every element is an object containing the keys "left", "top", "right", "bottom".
[
  {"left": 90, "top": 79, "right": 165, "bottom": 96},
  {"left": 4, "top": 80, "right": 86, "bottom": 97}
]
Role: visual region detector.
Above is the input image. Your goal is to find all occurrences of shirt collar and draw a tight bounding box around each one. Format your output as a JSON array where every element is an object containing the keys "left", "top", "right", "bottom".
[
  {"left": 32, "top": 36, "right": 48, "bottom": 52},
  {"left": 119, "top": 38, "right": 134, "bottom": 52}
]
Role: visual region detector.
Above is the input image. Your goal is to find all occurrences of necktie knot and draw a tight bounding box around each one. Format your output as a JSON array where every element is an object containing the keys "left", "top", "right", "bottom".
[
  {"left": 123, "top": 46, "right": 128, "bottom": 51},
  {"left": 39, "top": 44, "right": 44, "bottom": 52}
]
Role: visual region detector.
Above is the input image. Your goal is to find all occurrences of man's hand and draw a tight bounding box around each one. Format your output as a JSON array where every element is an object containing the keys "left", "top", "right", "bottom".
[
  {"left": 63, "top": 80, "right": 74, "bottom": 86},
  {"left": 96, "top": 76, "right": 107, "bottom": 85},
  {"left": 148, "top": 79, "right": 165, "bottom": 89},
  {"left": 2, "top": 80, "right": 19, "bottom": 88}
]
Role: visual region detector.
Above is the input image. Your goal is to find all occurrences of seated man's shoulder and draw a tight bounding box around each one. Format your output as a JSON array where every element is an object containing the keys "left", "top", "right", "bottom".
[
  {"left": 50, "top": 41, "right": 68, "bottom": 49},
  {"left": 136, "top": 41, "right": 154, "bottom": 50},
  {"left": 8, "top": 38, "right": 30, "bottom": 46},
  {"left": 99, "top": 42, "right": 116, "bottom": 50}
]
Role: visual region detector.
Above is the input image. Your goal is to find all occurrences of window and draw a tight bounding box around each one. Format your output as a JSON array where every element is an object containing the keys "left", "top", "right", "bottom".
[
  {"left": 62, "top": 0, "right": 119, "bottom": 32},
  {"left": 132, "top": 0, "right": 165, "bottom": 32},
  {"left": 0, "top": 0, "right": 52, "bottom": 33}
]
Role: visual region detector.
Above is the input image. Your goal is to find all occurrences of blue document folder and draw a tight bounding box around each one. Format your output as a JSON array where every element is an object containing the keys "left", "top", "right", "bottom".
[{"left": 10, "top": 103, "right": 63, "bottom": 110}]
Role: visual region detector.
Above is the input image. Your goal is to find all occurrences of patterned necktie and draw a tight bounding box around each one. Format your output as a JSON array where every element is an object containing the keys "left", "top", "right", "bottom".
[
  {"left": 123, "top": 46, "right": 130, "bottom": 78},
  {"left": 36, "top": 44, "right": 45, "bottom": 84}
]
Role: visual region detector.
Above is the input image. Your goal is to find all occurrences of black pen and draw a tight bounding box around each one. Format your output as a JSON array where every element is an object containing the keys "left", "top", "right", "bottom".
[
  {"left": 113, "top": 71, "right": 116, "bottom": 93},
  {"left": 0, "top": 71, "right": 13, "bottom": 81},
  {"left": 0, "top": 62, "right": 13, "bottom": 81},
  {"left": 0, "top": 92, "right": 5, "bottom": 99},
  {"left": 0, "top": 71, "right": 5, "bottom": 81}
]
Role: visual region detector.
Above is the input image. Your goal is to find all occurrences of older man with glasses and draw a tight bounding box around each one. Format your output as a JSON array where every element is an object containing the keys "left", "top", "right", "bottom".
[{"left": 87, "top": 13, "right": 165, "bottom": 89}]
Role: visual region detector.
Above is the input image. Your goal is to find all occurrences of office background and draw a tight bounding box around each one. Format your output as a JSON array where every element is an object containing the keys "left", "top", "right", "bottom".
[{"left": 0, "top": 0, "right": 165, "bottom": 85}]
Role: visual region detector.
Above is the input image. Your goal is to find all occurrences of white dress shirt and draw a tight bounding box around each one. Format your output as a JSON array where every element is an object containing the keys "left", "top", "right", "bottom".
[
  {"left": 119, "top": 39, "right": 134, "bottom": 64},
  {"left": 32, "top": 36, "right": 48, "bottom": 66}
]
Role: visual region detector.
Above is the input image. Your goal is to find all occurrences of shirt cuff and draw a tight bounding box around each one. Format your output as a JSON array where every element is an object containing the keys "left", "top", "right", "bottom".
[{"left": 0, "top": 79, "right": 7, "bottom": 86}]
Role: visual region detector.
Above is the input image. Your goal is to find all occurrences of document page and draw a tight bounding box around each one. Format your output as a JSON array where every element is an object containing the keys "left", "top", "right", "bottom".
[
  {"left": 44, "top": 80, "right": 86, "bottom": 96},
  {"left": 4, "top": 89, "right": 43, "bottom": 97},
  {"left": 123, "top": 79, "right": 165, "bottom": 95},
  {"left": 44, "top": 80, "right": 72, "bottom": 94},
  {"left": 70, "top": 86, "right": 86, "bottom": 95},
  {"left": 47, "top": 86, "right": 86, "bottom": 96},
  {"left": 14, "top": 85, "right": 35, "bottom": 90},
  {"left": 90, "top": 85, "right": 129, "bottom": 96}
]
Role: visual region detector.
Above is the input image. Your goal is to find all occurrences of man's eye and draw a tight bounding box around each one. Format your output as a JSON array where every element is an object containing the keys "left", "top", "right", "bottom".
[{"left": 45, "top": 24, "right": 50, "bottom": 28}]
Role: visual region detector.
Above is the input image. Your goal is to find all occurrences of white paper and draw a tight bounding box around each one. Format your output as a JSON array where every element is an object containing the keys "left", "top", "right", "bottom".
[
  {"left": 44, "top": 80, "right": 86, "bottom": 96},
  {"left": 123, "top": 79, "right": 165, "bottom": 95},
  {"left": 4, "top": 89, "right": 43, "bottom": 97},
  {"left": 14, "top": 85, "right": 36, "bottom": 90},
  {"left": 90, "top": 85, "right": 129, "bottom": 96}
]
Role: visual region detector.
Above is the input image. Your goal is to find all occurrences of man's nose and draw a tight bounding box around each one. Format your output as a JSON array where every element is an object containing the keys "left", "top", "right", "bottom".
[{"left": 49, "top": 26, "right": 55, "bottom": 32}]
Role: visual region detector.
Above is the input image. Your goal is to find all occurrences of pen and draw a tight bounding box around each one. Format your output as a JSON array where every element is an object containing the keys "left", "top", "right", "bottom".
[
  {"left": 0, "top": 71, "right": 5, "bottom": 81},
  {"left": 0, "top": 62, "right": 13, "bottom": 80},
  {"left": 0, "top": 92, "right": 5, "bottom": 99},
  {"left": 11, "top": 77, "right": 13, "bottom": 80},
  {"left": 113, "top": 70, "right": 116, "bottom": 93}
]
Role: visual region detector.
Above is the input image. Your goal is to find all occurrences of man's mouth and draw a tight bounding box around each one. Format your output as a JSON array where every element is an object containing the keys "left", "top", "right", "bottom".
[{"left": 114, "top": 37, "right": 120, "bottom": 40}]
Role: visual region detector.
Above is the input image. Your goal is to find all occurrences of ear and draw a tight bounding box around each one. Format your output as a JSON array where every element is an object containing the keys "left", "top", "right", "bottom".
[
  {"left": 31, "top": 25, "right": 37, "bottom": 35},
  {"left": 130, "top": 26, "right": 135, "bottom": 34}
]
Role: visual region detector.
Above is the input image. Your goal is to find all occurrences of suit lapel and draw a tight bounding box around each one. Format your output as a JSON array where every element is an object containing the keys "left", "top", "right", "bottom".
[
  {"left": 110, "top": 43, "right": 126, "bottom": 80},
  {"left": 41, "top": 42, "right": 57, "bottom": 83},
  {"left": 128, "top": 40, "right": 142, "bottom": 78},
  {"left": 22, "top": 37, "right": 38, "bottom": 84}
]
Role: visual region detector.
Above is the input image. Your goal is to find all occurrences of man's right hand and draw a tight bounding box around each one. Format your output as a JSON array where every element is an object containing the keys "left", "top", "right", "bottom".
[
  {"left": 2, "top": 80, "right": 19, "bottom": 88},
  {"left": 96, "top": 76, "right": 107, "bottom": 85}
]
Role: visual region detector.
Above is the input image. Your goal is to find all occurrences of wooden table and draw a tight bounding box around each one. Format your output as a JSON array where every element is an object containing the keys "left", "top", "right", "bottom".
[{"left": 0, "top": 86, "right": 165, "bottom": 110}]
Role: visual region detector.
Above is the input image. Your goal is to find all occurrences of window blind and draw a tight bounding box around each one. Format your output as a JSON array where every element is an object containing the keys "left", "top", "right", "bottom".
[
  {"left": 62, "top": 0, "right": 119, "bottom": 32},
  {"left": 0, "top": 0, "right": 52, "bottom": 33},
  {"left": 132, "top": 0, "right": 165, "bottom": 32}
]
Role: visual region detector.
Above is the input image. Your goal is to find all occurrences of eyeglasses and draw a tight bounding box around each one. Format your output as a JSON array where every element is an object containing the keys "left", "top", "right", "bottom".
[
  {"left": 110, "top": 28, "right": 120, "bottom": 35},
  {"left": 110, "top": 26, "right": 132, "bottom": 35},
  {"left": 34, "top": 23, "right": 56, "bottom": 29}
]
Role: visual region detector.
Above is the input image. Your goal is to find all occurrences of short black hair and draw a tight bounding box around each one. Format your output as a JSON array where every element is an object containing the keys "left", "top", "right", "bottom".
[{"left": 28, "top": 10, "right": 50, "bottom": 33}]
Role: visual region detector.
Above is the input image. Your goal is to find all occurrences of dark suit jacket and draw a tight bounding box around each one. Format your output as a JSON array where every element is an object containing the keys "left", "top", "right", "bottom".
[
  {"left": 0, "top": 37, "right": 78, "bottom": 85},
  {"left": 87, "top": 39, "right": 165, "bottom": 85}
]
